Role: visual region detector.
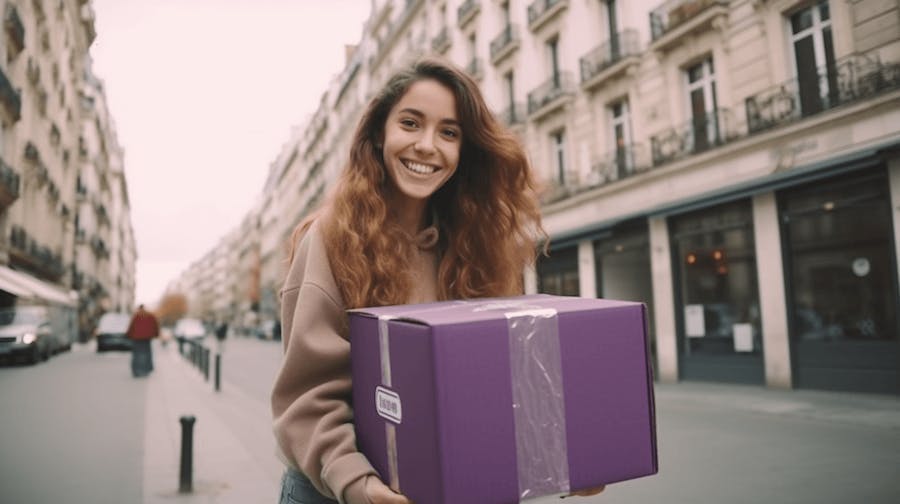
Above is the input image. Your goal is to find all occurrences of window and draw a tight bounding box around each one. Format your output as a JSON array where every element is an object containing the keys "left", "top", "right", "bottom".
[
  {"left": 789, "top": 0, "right": 836, "bottom": 116},
  {"left": 505, "top": 71, "right": 516, "bottom": 120},
  {"left": 685, "top": 58, "right": 719, "bottom": 152},
  {"left": 781, "top": 172, "right": 897, "bottom": 344},
  {"left": 671, "top": 200, "right": 761, "bottom": 358},
  {"left": 606, "top": 0, "right": 620, "bottom": 57},
  {"left": 538, "top": 246, "right": 579, "bottom": 296},
  {"left": 609, "top": 100, "right": 632, "bottom": 177},
  {"left": 501, "top": 1, "right": 510, "bottom": 26},
  {"left": 548, "top": 37, "right": 561, "bottom": 87},
  {"left": 552, "top": 130, "right": 566, "bottom": 185}
]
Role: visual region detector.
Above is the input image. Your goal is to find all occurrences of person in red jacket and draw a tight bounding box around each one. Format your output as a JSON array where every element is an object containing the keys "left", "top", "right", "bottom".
[{"left": 126, "top": 304, "right": 159, "bottom": 377}]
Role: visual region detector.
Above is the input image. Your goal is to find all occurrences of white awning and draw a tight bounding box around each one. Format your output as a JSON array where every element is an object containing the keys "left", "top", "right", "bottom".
[{"left": 0, "top": 265, "right": 78, "bottom": 307}]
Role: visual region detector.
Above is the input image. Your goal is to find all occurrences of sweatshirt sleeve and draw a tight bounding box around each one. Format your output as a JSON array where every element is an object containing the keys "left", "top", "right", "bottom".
[{"left": 270, "top": 224, "right": 377, "bottom": 504}]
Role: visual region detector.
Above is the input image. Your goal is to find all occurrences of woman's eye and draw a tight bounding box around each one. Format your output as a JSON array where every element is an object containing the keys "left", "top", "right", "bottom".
[
  {"left": 442, "top": 129, "right": 460, "bottom": 139},
  {"left": 400, "top": 118, "right": 418, "bottom": 128}
]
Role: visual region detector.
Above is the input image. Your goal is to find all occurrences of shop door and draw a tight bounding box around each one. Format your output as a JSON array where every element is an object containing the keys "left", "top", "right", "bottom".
[
  {"left": 780, "top": 169, "right": 899, "bottom": 394},
  {"left": 670, "top": 200, "right": 765, "bottom": 384},
  {"left": 595, "top": 221, "right": 656, "bottom": 372}
]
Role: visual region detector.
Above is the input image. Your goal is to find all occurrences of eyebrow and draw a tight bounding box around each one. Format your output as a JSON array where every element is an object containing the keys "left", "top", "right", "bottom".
[{"left": 398, "top": 108, "right": 460, "bottom": 127}]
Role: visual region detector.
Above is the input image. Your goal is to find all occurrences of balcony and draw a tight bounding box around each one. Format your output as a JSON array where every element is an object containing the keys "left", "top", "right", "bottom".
[
  {"left": 4, "top": 3, "right": 25, "bottom": 59},
  {"left": 528, "top": 0, "right": 568, "bottom": 33},
  {"left": 527, "top": 72, "right": 575, "bottom": 120},
  {"left": 650, "top": 109, "right": 735, "bottom": 166},
  {"left": 490, "top": 24, "right": 520, "bottom": 65},
  {"left": 457, "top": 0, "right": 480, "bottom": 29},
  {"left": 75, "top": 227, "right": 86, "bottom": 244},
  {"left": 466, "top": 57, "right": 483, "bottom": 81},
  {"left": 745, "top": 53, "right": 900, "bottom": 135},
  {"left": 0, "top": 156, "right": 20, "bottom": 210},
  {"left": 431, "top": 26, "right": 450, "bottom": 54},
  {"left": 649, "top": 0, "right": 728, "bottom": 53},
  {"left": 498, "top": 102, "right": 527, "bottom": 128},
  {"left": 368, "top": 0, "right": 424, "bottom": 69},
  {"left": 586, "top": 143, "right": 653, "bottom": 188},
  {"left": 0, "top": 65, "right": 21, "bottom": 125},
  {"left": 541, "top": 169, "right": 582, "bottom": 204},
  {"left": 9, "top": 225, "right": 65, "bottom": 281},
  {"left": 580, "top": 29, "right": 641, "bottom": 91},
  {"left": 90, "top": 236, "right": 109, "bottom": 259}
]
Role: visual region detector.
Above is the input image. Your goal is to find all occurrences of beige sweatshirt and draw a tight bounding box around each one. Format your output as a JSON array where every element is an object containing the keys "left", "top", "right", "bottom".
[{"left": 271, "top": 218, "right": 439, "bottom": 504}]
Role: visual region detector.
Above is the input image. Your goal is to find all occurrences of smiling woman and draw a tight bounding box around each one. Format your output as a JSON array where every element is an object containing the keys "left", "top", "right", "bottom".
[{"left": 270, "top": 58, "right": 547, "bottom": 504}]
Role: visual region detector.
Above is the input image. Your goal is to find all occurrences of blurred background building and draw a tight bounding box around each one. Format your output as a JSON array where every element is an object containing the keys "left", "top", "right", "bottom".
[
  {"left": 168, "top": 0, "right": 899, "bottom": 395},
  {"left": 0, "top": 0, "right": 136, "bottom": 341}
]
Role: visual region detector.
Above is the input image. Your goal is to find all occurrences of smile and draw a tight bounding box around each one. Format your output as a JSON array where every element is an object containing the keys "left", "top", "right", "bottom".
[{"left": 402, "top": 159, "right": 439, "bottom": 175}]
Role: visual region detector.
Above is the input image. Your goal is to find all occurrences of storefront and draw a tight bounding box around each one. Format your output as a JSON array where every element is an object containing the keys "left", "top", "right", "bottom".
[
  {"left": 779, "top": 167, "right": 899, "bottom": 394},
  {"left": 669, "top": 199, "right": 765, "bottom": 385}
]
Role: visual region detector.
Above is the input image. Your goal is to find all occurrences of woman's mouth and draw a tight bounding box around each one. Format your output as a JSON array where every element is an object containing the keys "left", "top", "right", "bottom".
[{"left": 402, "top": 160, "right": 438, "bottom": 175}]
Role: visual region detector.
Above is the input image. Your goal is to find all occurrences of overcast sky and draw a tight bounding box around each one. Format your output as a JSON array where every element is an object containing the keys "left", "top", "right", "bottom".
[{"left": 89, "top": 0, "right": 371, "bottom": 306}]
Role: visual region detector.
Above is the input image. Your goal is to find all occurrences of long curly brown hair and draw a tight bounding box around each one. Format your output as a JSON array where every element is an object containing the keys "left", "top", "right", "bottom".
[{"left": 291, "top": 58, "right": 545, "bottom": 309}]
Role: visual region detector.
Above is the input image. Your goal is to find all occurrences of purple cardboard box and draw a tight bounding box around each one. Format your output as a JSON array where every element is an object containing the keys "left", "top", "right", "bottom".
[{"left": 349, "top": 294, "right": 657, "bottom": 504}]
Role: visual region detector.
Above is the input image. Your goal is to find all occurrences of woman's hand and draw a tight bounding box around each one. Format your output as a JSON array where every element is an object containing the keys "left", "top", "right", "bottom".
[
  {"left": 364, "top": 475, "right": 413, "bottom": 504},
  {"left": 565, "top": 485, "right": 606, "bottom": 498}
]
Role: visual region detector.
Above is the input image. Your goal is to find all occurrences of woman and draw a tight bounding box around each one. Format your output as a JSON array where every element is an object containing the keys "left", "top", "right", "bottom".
[{"left": 271, "top": 58, "right": 545, "bottom": 504}]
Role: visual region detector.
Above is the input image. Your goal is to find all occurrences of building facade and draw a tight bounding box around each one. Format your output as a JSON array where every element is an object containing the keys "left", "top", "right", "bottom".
[
  {"left": 0, "top": 0, "right": 136, "bottom": 340},
  {"left": 174, "top": 0, "right": 899, "bottom": 394}
]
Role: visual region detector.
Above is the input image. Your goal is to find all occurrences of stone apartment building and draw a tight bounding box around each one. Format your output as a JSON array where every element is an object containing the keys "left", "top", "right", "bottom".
[
  {"left": 174, "top": 0, "right": 899, "bottom": 394},
  {"left": 0, "top": 0, "right": 136, "bottom": 340}
]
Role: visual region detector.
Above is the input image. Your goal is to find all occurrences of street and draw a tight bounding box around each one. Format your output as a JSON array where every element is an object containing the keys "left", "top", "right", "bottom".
[{"left": 1, "top": 337, "right": 898, "bottom": 503}]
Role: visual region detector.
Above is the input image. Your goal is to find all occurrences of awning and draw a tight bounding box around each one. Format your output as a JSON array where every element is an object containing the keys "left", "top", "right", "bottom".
[{"left": 0, "top": 265, "right": 78, "bottom": 307}]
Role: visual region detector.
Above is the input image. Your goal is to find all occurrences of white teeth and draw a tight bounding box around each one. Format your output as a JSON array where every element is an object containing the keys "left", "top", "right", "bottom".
[{"left": 404, "top": 161, "right": 437, "bottom": 174}]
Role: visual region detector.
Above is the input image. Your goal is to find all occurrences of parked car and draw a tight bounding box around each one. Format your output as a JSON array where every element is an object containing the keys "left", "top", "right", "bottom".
[
  {"left": 0, "top": 304, "right": 74, "bottom": 364},
  {"left": 173, "top": 318, "right": 207, "bottom": 340},
  {"left": 95, "top": 312, "right": 132, "bottom": 352}
]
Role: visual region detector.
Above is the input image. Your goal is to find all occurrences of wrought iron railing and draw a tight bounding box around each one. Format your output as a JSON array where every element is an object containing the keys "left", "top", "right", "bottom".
[
  {"left": 580, "top": 29, "right": 640, "bottom": 83},
  {"left": 490, "top": 24, "right": 519, "bottom": 61},
  {"left": 9, "top": 225, "right": 64, "bottom": 279},
  {"left": 527, "top": 72, "right": 575, "bottom": 115},
  {"left": 431, "top": 26, "right": 450, "bottom": 52},
  {"left": 0, "top": 65, "right": 21, "bottom": 123},
  {"left": 457, "top": 0, "right": 480, "bottom": 28},
  {"left": 0, "top": 156, "right": 20, "bottom": 201},
  {"left": 650, "top": 0, "right": 727, "bottom": 40},
  {"left": 745, "top": 53, "right": 900, "bottom": 134},
  {"left": 498, "top": 102, "right": 527, "bottom": 127},
  {"left": 587, "top": 143, "right": 652, "bottom": 187},
  {"left": 528, "top": 0, "right": 567, "bottom": 27},
  {"left": 4, "top": 4, "right": 25, "bottom": 56},
  {"left": 650, "top": 109, "right": 734, "bottom": 166}
]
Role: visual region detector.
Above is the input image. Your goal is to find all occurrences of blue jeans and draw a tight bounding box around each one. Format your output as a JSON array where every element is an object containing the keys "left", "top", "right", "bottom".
[
  {"left": 279, "top": 467, "right": 337, "bottom": 504},
  {"left": 131, "top": 340, "right": 153, "bottom": 377}
]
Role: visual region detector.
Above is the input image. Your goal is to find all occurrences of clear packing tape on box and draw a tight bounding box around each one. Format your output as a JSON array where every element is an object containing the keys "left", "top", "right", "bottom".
[{"left": 377, "top": 300, "right": 571, "bottom": 501}]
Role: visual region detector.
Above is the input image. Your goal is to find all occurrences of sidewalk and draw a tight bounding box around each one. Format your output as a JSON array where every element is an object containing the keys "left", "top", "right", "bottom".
[
  {"left": 140, "top": 338, "right": 900, "bottom": 504},
  {"left": 142, "top": 341, "right": 282, "bottom": 504}
]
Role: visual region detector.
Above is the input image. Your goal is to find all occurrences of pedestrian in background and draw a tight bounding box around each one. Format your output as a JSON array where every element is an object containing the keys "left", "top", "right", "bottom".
[
  {"left": 126, "top": 304, "right": 159, "bottom": 378},
  {"left": 271, "top": 58, "right": 565, "bottom": 504}
]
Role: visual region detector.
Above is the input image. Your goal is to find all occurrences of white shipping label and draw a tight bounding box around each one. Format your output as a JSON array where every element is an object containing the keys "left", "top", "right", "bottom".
[
  {"left": 685, "top": 304, "right": 705, "bottom": 338},
  {"left": 375, "top": 386, "right": 402, "bottom": 424},
  {"left": 733, "top": 323, "right": 754, "bottom": 353}
]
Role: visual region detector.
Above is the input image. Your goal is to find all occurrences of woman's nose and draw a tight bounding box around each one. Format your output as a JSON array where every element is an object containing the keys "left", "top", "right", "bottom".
[{"left": 414, "top": 133, "right": 436, "bottom": 154}]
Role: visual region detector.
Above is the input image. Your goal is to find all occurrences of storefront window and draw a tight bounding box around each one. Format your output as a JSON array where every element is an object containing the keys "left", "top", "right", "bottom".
[
  {"left": 781, "top": 172, "right": 897, "bottom": 344},
  {"left": 538, "top": 246, "right": 579, "bottom": 296},
  {"left": 671, "top": 200, "right": 762, "bottom": 358}
]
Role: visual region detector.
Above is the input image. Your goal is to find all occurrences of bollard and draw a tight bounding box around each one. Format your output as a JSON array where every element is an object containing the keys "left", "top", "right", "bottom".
[
  {"left": 214, "top": 353, "right": 221, "bottom": 392},
  {"left": 203, "top": 348, "right": 210, "bottom": 381},
  {"left": 178, "top": 415, "right": 196, "bottom": 493}
]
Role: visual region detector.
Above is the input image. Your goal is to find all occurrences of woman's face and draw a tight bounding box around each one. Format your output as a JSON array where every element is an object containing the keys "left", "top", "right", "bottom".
[{"left": 381, "top": 78, "right": 462, "bottom": 206}]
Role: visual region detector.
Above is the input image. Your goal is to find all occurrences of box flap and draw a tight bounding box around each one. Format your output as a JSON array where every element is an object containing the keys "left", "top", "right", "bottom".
[{"left": 348, "top": 294, "right": 642, "bottom": 326}]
